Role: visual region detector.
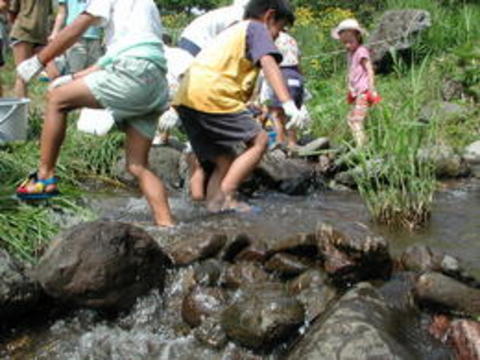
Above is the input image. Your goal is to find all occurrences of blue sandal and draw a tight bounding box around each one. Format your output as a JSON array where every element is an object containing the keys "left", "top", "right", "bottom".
[{"left": 16, "top": 172, "right": 60, "bottom": 200}]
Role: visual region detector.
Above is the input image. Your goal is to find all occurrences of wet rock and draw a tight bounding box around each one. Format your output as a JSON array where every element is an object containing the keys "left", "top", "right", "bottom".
[
  {"left": 316, "top": 222, "right": 392, "bottom": 284},
  {"left": 167, "top": 233, "right": 227, "bottom": 266},
  {"left": 182, "top": 287, "right": 228, "bottom": 328},
  {"left": 288, "top": 269, "right": 336, "bottom": 322},
  {"left": 296, "top": 137, "right": 330, "bottom": 157},
  {"left": 78, "top": 327, "right": 221, "bottom": 360},
  {"left": 334, "top": 158, "right": 384, "bottom": 188},
  {"left": 400, "top": 245, "right": 477, "bottom": 284},
  {"left": 368, "top": 10, "right": 432, "bottom": 70},
  {"left": 114, "top": 146, "right": 183, "bottom": 190},
  {"left": 221, "top": 233, "right": 252, "bottom": 262},
  {"left": 0, "top": 250, "right": 41, "bottom": 322},
  {"left": 254, "top": 149, "right": 320, "bottom": 195},
  {"left": 464, "top": 140, "right": 480, "bottom": 164},
  {"left": 221, "top": 283, "right": 305, "bottom": 350},
  {"left": 35, "top": 221, "right": 170, "bottom": 310},
  {"left": 418, "top": 144, "right": 469, "bottom": 178},
  {"left": 269, "top": 232, "right": 318, "bottom": 258},
  {"left": 220, "top": 343, "right": 263, "bottom": 360},
  {"left": 287, "top": 269, "right": 328, "bottom": 295},
  {"left": 448, "top": 319, "right": 480, "bottom": 360},
  {"left": 193, "top": 316, "right": 228, "bottom": 350},
  {"left": 415, "top": 272, "right": 480, "bottom": 316},
  {"left": 286, "top": 282, "right": 413, "bottom": 360},
  {"left": 234, "top": 241, "right": 268, "bottom": 263},
  {"left": 194, "top": 259, "right": 223, "bottom": 287},
  {"left": 265, "top": 253, "right": 312, "bottom": 278},
  {"left": 222, "top": 262, "right": 269, "bottom": 289},
  {"left": 419, "top": 101, "right": 472, "bottom": 124}
]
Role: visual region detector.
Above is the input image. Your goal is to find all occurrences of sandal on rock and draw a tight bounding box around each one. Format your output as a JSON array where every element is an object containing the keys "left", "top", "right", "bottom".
[{"left": 16, "top": 172, "right": 60, "bottom": 200}]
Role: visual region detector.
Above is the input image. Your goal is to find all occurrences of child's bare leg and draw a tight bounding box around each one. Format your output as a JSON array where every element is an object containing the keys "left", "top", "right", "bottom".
[
  {"left": 220, "top": 131, "right": 268, "bottom": 209},
  {"left": 347, "top": 98, "right": 368, "bottom": 147},
  {"left": 37, "top": 80, "right": 101, "bottom": 181},
  {"left": 271, "top": 107, "right": 286, "bottom": 144},
  {"left": 287, "top": 129, "right": 298, "bottom": 148},
  {"left": 13, "top": 42, "right": 34, "bottom": 98},
  {"left": 125, "top": 126, "right": 175, "bottom": 227},
  {"left": 188, "top": 154, "right": 207, "bottom": 201},
  {"left": 206, "top": 155, "right": 234, "bottom": 212}
]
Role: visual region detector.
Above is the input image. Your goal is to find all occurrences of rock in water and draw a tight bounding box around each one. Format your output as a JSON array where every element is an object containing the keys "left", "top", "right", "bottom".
[
  {"left": 286, "top": 283, "right": 412, "bottom": 360},
  {"left": 0, "top": 249, "right": 41, "bottom": 322},
  {"left": 316, "top": 222, "right": 392, "bottom": 285},
  {"left": 35, "top": 221, "right": 171, "bottom": 310},
  {"left": 417, "top": 144, "right": 468, "bottom": 178},
  {"left": 221, "top": 283, "right": 305, "bottom": 351},
  {"left": 415, "top": 272, "right": 480, "bottom": 316},
  {"left": 368, "top": 10, "right": 432, "bottom": 70},
  {"left": 182, "top": 287, "right": 228, "bottom": 328},
  {"left": 166, "top": 234, "right": 227, "bottom": 266}
]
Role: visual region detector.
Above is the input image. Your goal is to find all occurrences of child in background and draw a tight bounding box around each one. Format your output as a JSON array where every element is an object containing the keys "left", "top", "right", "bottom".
[
  {"left": 0, "top": 0, "right": 8, "bottom": 96},
  {"left": 332, "top": 18, "right": 380, "bottom": 147},
  {"left": 8, "top": 0, "right": 53, "bottom": 97},
  {"left": 260, "top": 30, "right": 304, "bottom": 148},
  {"left": 15, "top": 0, "right": 175, "bottom": 227},
  {"left": 173, "top": 0, "right": 303, "bottom": 213},
  {"left": 48, "top": 0, "right": 104, "bottom": 77}
]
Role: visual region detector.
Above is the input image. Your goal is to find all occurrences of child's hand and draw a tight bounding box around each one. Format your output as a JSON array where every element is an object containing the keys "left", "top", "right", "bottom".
[{"left": 17, "top": 56, "right": 44, "bottom": 82}]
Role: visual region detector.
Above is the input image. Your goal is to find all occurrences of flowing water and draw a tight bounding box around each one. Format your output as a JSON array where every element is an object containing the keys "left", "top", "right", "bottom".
[{"left": 0, "top": 179, "right": 479, "bottom": 359}]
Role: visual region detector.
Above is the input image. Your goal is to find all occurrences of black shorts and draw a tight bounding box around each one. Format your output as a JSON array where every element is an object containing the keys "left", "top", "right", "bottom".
[{"left": 176, "top": 106, "right": 262, "bottom": 162}]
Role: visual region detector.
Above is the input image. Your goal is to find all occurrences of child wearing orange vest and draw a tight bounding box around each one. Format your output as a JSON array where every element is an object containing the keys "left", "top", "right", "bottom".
[{"left": 174, "top": 0, "right": 303, "bottom": 213}]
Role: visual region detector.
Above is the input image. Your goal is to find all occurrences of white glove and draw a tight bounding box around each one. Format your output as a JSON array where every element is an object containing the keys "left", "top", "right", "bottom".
[
  {"left": 17, "top": 56, "right": 44, "bottom": 83},
  {"left": 158, "top": 107, "right": 180, "bottom": 132},
  {"left": 48, "top": 74, "right": 74, "bottom": 90},
  {"left": 282, "top": 100, "right": 303, "bottom": 130}
]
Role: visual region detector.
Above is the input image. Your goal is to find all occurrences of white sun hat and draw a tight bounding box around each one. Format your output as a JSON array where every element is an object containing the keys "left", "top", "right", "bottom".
[{"left": 331, "top": 18, "right": 368, "bottom": 40}]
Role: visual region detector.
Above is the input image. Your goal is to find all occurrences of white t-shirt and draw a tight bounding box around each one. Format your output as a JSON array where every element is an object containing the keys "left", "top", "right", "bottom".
[
  {"left": 180, "top": 5, "right": 245, "bottom": 50},
  {"left": 85, "top": 0, "right": 163, "bottom": 50}
]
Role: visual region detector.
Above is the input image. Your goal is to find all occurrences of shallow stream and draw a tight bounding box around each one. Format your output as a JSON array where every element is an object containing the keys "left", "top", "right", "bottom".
[{"left": 0, "top": 179, "right": 479, "bottom": 359}]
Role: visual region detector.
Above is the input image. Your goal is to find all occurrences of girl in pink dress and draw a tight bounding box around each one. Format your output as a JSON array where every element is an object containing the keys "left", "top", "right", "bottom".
[{"left": 332, "top": 19, "right": 381, "bottom": 147}]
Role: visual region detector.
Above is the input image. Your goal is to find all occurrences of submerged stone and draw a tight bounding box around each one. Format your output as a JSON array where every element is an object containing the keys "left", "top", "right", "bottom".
[
  {"left": 167, "top": 233, "right": 227, "bottom": 266},
  {"left": 221, "top": 262, "right": 269, "bottom": 289},
  {"left": 182, "top": 286, "right": 228, "bottom": 328}
]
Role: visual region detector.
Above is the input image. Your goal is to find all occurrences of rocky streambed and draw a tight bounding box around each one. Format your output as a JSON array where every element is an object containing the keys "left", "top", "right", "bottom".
[{"left": 0, "top": 177, "right": 479, "bottom": 360}]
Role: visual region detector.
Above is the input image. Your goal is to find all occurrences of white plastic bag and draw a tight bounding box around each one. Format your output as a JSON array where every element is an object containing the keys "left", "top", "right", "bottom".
[{"left": 77, "top": 108, "right": 115, "bottom": 136}]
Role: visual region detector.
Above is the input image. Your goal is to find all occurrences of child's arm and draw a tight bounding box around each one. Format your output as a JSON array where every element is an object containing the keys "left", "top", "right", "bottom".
[
  {"left": 49, "top": 4, "right": 67, "bottom": 42},
  {"left": 362, "top": 57, "right": 376, "bottom": 93},
  {"left": 260, "top": 55, "right": 290, "bottom": 103},
  {"left": 17, "top": 13, "right": 97, "bottom": 82}
]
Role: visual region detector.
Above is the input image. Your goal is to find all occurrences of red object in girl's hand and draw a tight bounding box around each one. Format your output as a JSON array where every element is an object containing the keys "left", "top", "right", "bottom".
[
  {"left": 347, "top": 92, "right": 356, "bottom": 104},
  {"left": 366, "top": 90, "right": 382, "bottom": 105}
]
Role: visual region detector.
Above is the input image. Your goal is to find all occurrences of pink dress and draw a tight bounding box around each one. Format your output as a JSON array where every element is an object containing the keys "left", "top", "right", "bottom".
[{"left": 347, "top": 45, "right": 370, "bottom": 97}]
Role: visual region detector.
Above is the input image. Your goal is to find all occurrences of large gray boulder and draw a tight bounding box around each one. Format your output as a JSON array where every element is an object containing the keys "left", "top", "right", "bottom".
[
  {"left": 286, "top": 283, "right": 413, "bottom": 360},
  {"left": 0, "top": 249, "right": 41, "bottom": 322},
  {"left": 35, "top": 221, "right": 171, "bottom": 310},
  {"left": 368, "top": 10, "right": 432, "bottom": 69},
  {"left": 418, "top": 144, "right": 469, "bottom": 178},
  {"left": 114, "top": 146, "right": 183, "bottom": 190}
]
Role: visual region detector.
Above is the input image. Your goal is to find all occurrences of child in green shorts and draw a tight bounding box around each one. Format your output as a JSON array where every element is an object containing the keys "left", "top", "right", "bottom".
[
  {"left": 15, "top": 0, "right": 175, "bottom": 227},
  {"left": 173, "top": 0, "right": 303, "bottom": 213}
]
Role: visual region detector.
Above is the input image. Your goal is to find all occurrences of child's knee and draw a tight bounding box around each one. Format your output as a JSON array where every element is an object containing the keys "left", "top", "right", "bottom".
[{"left": 126, "top": 162, "right": 147, "bottom": 178}]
